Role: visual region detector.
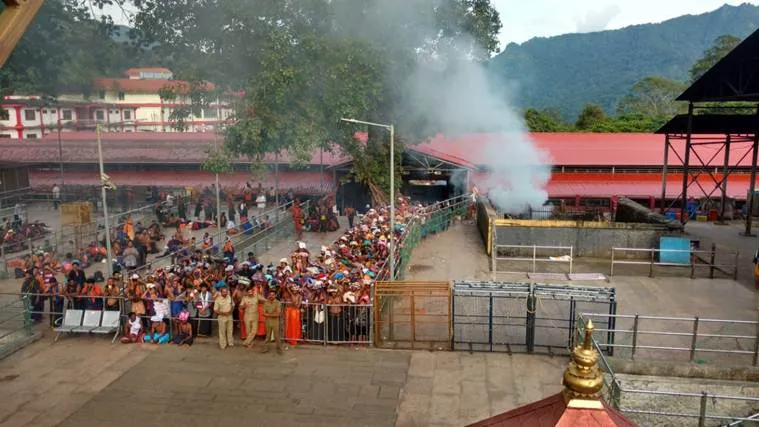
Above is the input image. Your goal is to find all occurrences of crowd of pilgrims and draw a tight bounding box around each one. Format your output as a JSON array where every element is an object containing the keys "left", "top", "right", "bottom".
[{"left": 20, "top": 195, "right": 432, "bottom": 348}]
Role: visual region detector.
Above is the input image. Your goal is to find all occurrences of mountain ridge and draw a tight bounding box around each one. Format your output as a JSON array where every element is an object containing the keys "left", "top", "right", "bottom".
[{"left": 489, "top": 3, "right": 759, "bottom": 119}]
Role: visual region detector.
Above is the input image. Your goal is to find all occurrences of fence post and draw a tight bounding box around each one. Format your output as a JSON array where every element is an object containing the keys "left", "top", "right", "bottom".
[
  {"left": 488, "top": 292, "right": 494, "bottom": 352},
  {"left": 690, "top": 249, "right": 696, "bottom": 279},
  {"left": 698, "top": 392, "right": 708, "bottom": 427},
  {"left": 649, "top": 248, "right": 655, "bottom": 278},
  {"left": 569, "top": 246, "right": 574, "bottom": 275},
  {"left": 690, "top": 316, "right": 699, "bottom": 362},
  {"left": 410, "top": 290, "right": 417, "bottom": 344},
  {"left": 526, "top": 284, "right": 536, "bottom": 353},
  {"left": 490, "top": 229, "right": 496, "bottom": 280},
  {"left": 631, "top": 313, "right": 639, "bottom": 360},
  {"left": 709, "top": 243, "right": 716, "bottom": 279},
  {"left": 608, "top": 298, "right": 617, "bottom": 357},
  {"left": 753, "top": 315, "right": 759, "bottom": 367},
  {"left": 610, "top": 248, "right": 615, "bottom": 278},
  {"left": 532, "top": 244, "right": 537, "bottom": 274},
  {"left": 568, "top": 297, "right": 576, "bottom": 349}
]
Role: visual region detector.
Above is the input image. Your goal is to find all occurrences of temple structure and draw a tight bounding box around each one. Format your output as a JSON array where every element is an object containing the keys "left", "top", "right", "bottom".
[{"left": 468, "top": 320, "right": 637, "bottom": 426}]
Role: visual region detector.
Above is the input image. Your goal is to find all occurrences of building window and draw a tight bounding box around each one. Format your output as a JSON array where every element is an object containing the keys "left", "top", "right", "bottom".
[
  {"left": 0, "top": 109, "right": 8, "bottom": 120},
  {"left": 27, "top": 133, "right": 38, "bottom": 139},
  {"left": 0, "top": 134, "right": 11, "bottom": 139},
  {"left": 24, "top": 109, "right": 36, "bottom": 121},
  {"left": 98, "top": 90, "right": 106, "bottom": 100},
  {"left": 43, "top": 109, "right": 47, "bottom": 114},
  {"left": 111, "top": 109, "right": 118, "bottom": 114},
  {"left": 203, "top": 108, "right": 218, "bottom": 119},
  {"left": 62, "top": 109, "right": 72, "bottom": 121},
  {"left": 124, "top": 110, "right": 132, "bottom": 120},
  {"left": 118, "top": 92, "right": 125, "bottom": 101},
  {"left": 50, "top": 109, "right": 57, "bottom": 114},
  {"left": 95, "top": 110, "right": 104, "bottom": 120}
]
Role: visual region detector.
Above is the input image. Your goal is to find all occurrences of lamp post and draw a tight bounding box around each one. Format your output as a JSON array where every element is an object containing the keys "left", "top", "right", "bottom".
[
  {"left": 340, "top": 118, "right": 395, "bottom": 282},
  {"left": 96, "top": 125, "right": 114, "bottom": 277},
  {"left": 57, "top": 119, "right": 64, "bottom": 196},
  {"left": 213, "top": 128, "right": 222, "bottom": 242}
]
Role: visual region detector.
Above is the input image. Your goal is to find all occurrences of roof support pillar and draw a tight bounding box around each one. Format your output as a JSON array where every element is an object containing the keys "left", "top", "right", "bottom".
[
  {"left": 681, "top": 103, "right": 694, "bottom": 225},
  {"left": 660, "top": 134, "right": 669, "bottom": 213},
  {"left": 719, "top": 134, "right": 731, "bottom": 221},
  {"left": 743, "top": 106, "right": 759, "bottom": 236}
]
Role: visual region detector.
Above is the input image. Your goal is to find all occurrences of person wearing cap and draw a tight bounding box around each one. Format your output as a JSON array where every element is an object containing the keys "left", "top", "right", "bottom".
[
  {"left": 172, "top": 310, "right": 193, "bottom": 346},
  {"left": 240, "top": 282, "right": 264, "bottom": 348},
  {"left": 213, "top": 286, "right": 234, "bottom": 350},
  {"left": 261, "top": 291, "right": 282, "bottom": 354}
]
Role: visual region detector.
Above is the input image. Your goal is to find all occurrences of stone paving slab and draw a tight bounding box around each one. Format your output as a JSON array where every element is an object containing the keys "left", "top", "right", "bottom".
[{"left": 57, "top": 345, "right": 409, "bottom": 427}]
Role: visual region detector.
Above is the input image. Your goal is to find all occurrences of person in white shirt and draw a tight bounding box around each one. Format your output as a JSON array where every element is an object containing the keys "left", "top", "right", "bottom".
[{"left": 121, "top": 312, "right": 144, "bottom": 344}]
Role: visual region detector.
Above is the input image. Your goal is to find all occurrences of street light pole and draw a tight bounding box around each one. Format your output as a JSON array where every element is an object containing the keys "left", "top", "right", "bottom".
[
  {"left": 214, "top": 129, "right": 222, "bottom": 242},
  {"left": 96, "top": 125, "right": 113, "bottom": 277},
  {"left": 57, "top": 119, "right": 64, "bottom": 193},
  {"left": 340, "top": 118, "right": 396, "bottom": 282}
]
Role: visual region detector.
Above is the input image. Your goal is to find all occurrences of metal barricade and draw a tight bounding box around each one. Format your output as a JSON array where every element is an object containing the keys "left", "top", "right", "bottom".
[
  {"left": 578, "top": 316, "right": 759, "bottom": 426},
  {"left": 0, "top": 296, "right": 36, "bottom": 359},
  {"left": 288, "top": 302, "right": 372, "bottom": 345},
  {"left": 610, "top": 246, "right": 739, "bottom": 279},
  {"left": 579, "top": 312, "right": 759, "bottom": 366},
  {"left": 490, "top": 241, "right": 574, "bottom": 276}
]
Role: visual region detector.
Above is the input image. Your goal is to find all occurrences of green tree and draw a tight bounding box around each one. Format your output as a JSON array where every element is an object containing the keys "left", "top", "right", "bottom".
[
  {"left": 575, "top": 104, "right": 607, "bottom": 130},
  {"left": 616, "top": 76, "right": 687, "bottom": 118},
  {"left": 689, "top": 34, "right": 742, "bottom": 82},
  {"left": 524, "top": 108, "right": 569, "bottom": 132},
  {"left": 131, "top": 0, "right": 502, "bottom": 199}
]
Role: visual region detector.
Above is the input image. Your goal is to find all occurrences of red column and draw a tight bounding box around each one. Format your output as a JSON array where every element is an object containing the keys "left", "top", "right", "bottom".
[
  {"left": 14, "top": 106, "right": 22, "bottom": 139},
  {"left": 575, "top": 195, "right": 581, "bottom": 208},
  {"left": 648, "top": 196, "right": 655, "bottom": 210}
]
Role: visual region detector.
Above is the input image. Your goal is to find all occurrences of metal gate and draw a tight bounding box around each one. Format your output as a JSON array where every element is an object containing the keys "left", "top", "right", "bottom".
[
  {"left": 452, "top": 281, "right": 616, "bottom": 354},
  {"left": 374, "top": 281, "right": 452, "bottom": 350}
]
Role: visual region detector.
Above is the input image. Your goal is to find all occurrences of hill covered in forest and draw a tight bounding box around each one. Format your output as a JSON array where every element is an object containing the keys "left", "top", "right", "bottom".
[{"left": 489, "top": 3, "right": 759, "bottom": 119}]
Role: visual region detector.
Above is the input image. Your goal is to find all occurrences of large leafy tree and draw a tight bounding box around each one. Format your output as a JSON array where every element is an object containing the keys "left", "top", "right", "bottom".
[
  {"left": 616, "top": 76, "right": 686, "bottom": 118},
  {"left": 132, "top": 0, "right": 502, "bottom": 198},
  {"left": 689, "top": 34, "right": 741, "bottom": 82}
]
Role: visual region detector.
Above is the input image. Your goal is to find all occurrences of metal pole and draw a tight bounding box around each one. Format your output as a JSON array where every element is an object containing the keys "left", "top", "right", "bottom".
[
  {"left": 661, "top": 134, "right": 669, "bottom": 213},
  {"left": 631, "top": 313, "right": 639, "bottom": 360},
  {"left": 720, "top": 134, "right": 731, "bottom": 221},
  {"left": 681, "top": 103, "right": 694, "bottom": 224},
  {"left": 389, "top": 124, "right": 396, "bottom": 282},
  {"left": 690, "top": 316, "right": 699, "bottom": 362},
  {"left": 214, "top": 131, "right": 222, "bottom": 242},
  {"left": 96, "top": 126, "right": 113, "bottom": 278},
  {"left": 745, "top": 106, "right": 759, "bottom": 236},
  {"left": 698, "top": 392, "right": 708, "bottom": 427},
  {"left": 58, "top": 119, "right": 64, "bottom": 193}
]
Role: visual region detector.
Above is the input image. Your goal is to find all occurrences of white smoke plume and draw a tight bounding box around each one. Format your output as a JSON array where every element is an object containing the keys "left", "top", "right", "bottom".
[{"left": 402, "top": 55, "right": 552, "bottom": 214}]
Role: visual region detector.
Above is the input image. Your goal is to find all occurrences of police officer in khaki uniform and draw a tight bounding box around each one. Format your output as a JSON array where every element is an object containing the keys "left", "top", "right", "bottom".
[
  {"left": 214, "top": 286, "right": 234, "bottom": 349},
  {"left": 262, "top": 291, "right": 282, "bottom": 354},
  {"left": 240, "top": 282, "right": 265, "bottom": 348}
]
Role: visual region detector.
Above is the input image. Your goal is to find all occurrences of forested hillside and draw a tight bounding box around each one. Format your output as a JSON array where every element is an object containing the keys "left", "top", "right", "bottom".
[{"left": 489, "top": 3, "right": 759, "bottom": 119}]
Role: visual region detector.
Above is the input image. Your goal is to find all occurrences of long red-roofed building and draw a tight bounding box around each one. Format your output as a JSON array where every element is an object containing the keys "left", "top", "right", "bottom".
[{"left": 0, "top": 130, "right": 754, "bottom": 209}]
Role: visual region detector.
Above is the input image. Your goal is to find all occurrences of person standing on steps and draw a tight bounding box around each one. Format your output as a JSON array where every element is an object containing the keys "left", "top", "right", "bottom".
[
  {"left": 214, "top": 286, "right": 234, "bottom": 350},
  {"left": 262, "top": 291, "right": 282, "bottom": 354}
]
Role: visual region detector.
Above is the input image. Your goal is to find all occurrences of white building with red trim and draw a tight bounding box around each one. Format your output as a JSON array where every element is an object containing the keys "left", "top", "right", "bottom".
[{"left": 0, "top": 68, "right": 234, "bottom": 139}]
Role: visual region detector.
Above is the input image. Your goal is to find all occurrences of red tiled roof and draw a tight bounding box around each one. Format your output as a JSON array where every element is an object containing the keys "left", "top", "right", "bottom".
[
  {"left": 467, "top": 393, "right": 635, "bottom": 427},
  {"left": 472, "top": 172, "right": 758, "bottom": 200},
  {"left": 30, "top": 170, "right": 335, "bottom": 193},
  {"left": 417, "top": 133, "right": 756, "bottom": 167},
  {"left": 0, "top": 132, "right": 350, "bottom": 166},
  {"left": 93, "top": 78, "right": 215, "bottom": 94},
  {"left": 124, "top": 68, "right": 172, "bottom": 77}
]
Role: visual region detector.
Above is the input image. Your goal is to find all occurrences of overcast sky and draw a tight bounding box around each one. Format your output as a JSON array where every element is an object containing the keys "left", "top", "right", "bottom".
[
  {"left": 492, "top": 0, "right": 759, "bottom": 48},
  {"left": 107, "top": 1, "right": 759, "bottom": 49}
]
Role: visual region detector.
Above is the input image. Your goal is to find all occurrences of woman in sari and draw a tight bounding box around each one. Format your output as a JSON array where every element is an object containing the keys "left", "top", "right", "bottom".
[{"left": 284, "top": 284, "right": 302, "bottom": 346}]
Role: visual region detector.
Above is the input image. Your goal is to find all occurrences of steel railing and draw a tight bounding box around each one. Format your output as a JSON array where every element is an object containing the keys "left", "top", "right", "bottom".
[
  {"left": 491, "top": 243, "right": 574, "bottom": 276},
  {"left": 576, "top": 314, "right": 759, "bottom": 426},
  {"left": 610, "top": 246, "right": 739, "bottom": 279}
]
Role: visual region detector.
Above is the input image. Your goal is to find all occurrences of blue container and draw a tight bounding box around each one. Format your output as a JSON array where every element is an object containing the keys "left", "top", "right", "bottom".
[
  {"left": 659, "top": 236, "right": 690, "bottom": 265},
  {"left": 665, "top": 211, "right": 677, "bottom": 220}
]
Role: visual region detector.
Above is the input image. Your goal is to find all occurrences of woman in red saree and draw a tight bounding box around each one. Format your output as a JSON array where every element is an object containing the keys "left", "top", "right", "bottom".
[{"left": 284, "top": 285, "right": 302, "bottom": 346}]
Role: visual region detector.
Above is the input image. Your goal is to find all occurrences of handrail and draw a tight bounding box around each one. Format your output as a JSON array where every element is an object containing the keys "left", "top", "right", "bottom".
[{"left": 576, "top": 314, "right": 759, "bottom": 425}]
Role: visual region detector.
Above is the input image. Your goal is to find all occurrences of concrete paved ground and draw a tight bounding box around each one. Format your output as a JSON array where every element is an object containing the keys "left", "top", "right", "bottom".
[{"left": 0, "top": 332, "right": 565, "bottom": 427}]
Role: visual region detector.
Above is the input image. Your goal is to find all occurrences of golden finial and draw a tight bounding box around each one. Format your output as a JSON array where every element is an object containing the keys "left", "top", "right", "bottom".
[{"left": 562, "top": 319, "right": 604, "bottom": 404}]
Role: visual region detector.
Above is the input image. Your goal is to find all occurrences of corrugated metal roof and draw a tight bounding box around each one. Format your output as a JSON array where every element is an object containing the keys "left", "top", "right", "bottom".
[
  {"left": 30, "top": 170, "right": 335, "bottom": 192},
  {"left": 473, "top": 172, "right": 757, "bottom": 200},
  {"left": 417, "top": 132, "right": 757, "bottom": 167}
]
